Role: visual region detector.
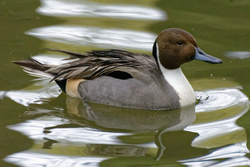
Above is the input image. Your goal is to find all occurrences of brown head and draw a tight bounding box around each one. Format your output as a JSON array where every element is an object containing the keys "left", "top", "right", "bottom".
[{"left": 152, "top": 28, "right": 222, "bottom": 69}]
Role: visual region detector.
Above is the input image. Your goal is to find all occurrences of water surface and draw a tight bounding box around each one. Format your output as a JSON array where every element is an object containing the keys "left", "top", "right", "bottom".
[{"left": 1, "top": 0, "right": 250, "bottom": 166}]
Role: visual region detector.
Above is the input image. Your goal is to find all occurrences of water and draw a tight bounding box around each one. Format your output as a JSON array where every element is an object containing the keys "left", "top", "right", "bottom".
[{"left": 1, "top": 0, "right": 250, "bottom": 166}]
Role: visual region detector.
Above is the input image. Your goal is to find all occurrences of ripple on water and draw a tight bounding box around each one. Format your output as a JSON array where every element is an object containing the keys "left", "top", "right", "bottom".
[{"left": 195, "top": 88, "right": 248, "bottom": 112}]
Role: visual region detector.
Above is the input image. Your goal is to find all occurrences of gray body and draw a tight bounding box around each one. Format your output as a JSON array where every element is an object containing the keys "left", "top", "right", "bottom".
[{"left": 78, "top": 75, "right": 180, "bottom": 110}]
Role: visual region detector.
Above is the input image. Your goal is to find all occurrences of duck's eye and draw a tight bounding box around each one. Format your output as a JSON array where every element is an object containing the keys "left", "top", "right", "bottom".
[{"left": 177, "top": 41, "right": 183, "bottom": 45}]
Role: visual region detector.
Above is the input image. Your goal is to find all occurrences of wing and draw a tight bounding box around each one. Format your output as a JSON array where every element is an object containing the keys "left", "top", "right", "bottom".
[{"left": 46, "top": 49, "right": 159, "bottom": 82}]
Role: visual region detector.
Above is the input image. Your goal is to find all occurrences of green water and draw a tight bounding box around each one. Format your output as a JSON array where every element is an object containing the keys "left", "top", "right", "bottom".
[{"left": 1, "top": 0, "right": 250, "bottom": 166}]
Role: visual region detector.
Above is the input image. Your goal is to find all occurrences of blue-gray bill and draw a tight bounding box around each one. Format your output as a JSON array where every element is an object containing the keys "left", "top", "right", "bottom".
[{"left": 195, "top": 47, "right": 222, "bottom": 64}]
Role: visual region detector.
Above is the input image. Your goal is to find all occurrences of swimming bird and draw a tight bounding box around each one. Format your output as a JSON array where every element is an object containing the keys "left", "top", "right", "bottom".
[{"left": 13, "top": 28, "right": 222, "bottom": 110}]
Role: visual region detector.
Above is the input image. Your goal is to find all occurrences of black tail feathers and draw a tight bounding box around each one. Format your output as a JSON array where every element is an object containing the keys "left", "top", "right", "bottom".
[{"left": 12, "top": 57, "right": 49, "bottom": 72}]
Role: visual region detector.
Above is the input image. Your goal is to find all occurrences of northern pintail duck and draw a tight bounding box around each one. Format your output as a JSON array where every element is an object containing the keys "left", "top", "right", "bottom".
[{"left": 13, "top": 28, "right": 222, "bottom": 110}]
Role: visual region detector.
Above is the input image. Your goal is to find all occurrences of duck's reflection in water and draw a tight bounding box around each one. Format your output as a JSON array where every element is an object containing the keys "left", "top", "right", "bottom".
[
  {"left": 53, "top": 95, "right": 197, "bottom": 159},
  {"left": 65, "top": 96, "right": 196, "bottom": 132}
]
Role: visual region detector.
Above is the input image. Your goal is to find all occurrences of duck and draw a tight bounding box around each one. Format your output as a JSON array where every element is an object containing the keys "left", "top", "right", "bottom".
[{"left": 13, "top": 28, "right": 222, "bottom": 110}]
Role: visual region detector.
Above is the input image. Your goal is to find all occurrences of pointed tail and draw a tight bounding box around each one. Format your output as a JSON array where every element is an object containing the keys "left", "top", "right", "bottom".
[{"left": 12, "top": 57, "right": 54, "bottom": 79}]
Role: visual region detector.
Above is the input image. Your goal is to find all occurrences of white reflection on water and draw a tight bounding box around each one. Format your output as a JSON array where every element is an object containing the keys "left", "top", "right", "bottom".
[
  {"left": 0, "top": 81, "right": 60, "bottom": 106},
  {"left": 5, "top": 115, "right": 154, "bottom": 166},
  {"left": 186, "top": 110, "right": 247, "bottom": 148},
  {"left": 5, "top": 152, "right": 107, "bottom": 167},
  {"left": 31, "top": 54, "right": 68, "bottom": 65},
  {"left": 225, "top": 51, "right": 250, "bottom": 59},
  {"left": 7, "top": 115, "right": 154, "bottom": 147},
  {"left": 26, "top": 26, "right": 156, "bottom": 51},
  {"left": 37, "top": 0, "right": 167, "bottom": 20},
  {"left": 180, "top": 142, "right": 250, "bottom": 167}
]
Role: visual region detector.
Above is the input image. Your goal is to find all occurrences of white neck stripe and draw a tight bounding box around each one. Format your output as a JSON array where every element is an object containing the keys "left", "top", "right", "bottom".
[{"left": 155, "top": 42, "right": 196, "bottom": 107}]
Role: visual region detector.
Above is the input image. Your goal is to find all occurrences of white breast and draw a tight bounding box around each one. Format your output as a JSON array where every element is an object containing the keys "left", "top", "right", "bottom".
[{"left": 159, "top": 66, "right": 196, "bottom": 107}]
